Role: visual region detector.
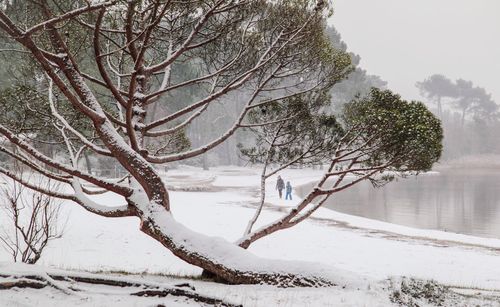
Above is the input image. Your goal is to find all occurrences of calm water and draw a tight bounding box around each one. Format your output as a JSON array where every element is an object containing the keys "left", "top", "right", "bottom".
[{"left": 297, "top": 169, "right": 500, "bottom": 239}]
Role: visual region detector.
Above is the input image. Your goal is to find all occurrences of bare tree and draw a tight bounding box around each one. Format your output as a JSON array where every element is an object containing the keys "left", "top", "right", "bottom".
[{"left": 0, "top": 175, "right": 64, "bottom": 264}]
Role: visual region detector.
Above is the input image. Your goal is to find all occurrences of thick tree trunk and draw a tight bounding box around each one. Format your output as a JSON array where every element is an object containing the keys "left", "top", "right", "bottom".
[
  {"left": 136, "top": 203, "right": 334, "bottom": 287},
  {"left": 115, "top": 133, "right": 338, "bottom": 287}
]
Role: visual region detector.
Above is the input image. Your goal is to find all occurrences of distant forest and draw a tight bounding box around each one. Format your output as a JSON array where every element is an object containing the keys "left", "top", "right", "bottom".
[
  {"left": 1, "top": 23, "right": 496, "bottom": 170},
  {"left": 416, "top": 74, "right": 499, "bottom": 162}
]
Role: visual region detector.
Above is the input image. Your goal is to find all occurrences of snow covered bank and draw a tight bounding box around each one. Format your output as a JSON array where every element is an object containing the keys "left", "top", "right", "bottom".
[{"left": 1, "top": 166, "right": 500, "bottom": 305}]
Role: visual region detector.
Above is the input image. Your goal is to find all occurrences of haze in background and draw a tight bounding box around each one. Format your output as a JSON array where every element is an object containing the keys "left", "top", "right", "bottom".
[{"left": 329, "top": 0, "right": 500, "bottom": 103}]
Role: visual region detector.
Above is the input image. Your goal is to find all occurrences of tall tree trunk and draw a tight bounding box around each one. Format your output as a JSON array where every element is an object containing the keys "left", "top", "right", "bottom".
[
  {"left": 437, "top": 96, "right": 442, "bottom": 118},
  {"left": 202, "top": 153, "right": 209, "bottom": 170},
  {"left": 461, "top": 108, "right": 466, "bottom": 128},
  {"left": 84, "top": 152, "right": 92, "bottom": 174}
]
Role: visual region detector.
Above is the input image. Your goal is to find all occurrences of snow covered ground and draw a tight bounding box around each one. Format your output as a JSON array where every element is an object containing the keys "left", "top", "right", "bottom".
[{"left": 1, "top": 165, "right": 500, "bottom": 306}]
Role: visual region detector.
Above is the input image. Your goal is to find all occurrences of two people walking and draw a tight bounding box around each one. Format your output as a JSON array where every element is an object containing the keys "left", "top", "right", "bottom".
[{"left": 276, "top": 175, "right": 293, "bottom": 200}]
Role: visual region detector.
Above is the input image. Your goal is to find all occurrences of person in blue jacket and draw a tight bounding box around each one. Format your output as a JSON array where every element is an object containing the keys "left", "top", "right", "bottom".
[{"left": 285, "top": 181, "right": 292, "bottom": 200}]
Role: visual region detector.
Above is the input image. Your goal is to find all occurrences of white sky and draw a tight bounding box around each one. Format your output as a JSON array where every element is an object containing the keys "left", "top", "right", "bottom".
[{"left": 329, "top": 0, "right": 500, "bottom": 103}]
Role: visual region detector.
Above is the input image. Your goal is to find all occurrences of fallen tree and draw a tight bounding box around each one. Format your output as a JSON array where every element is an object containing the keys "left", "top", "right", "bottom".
[{"left": 0, "top": 263, "right": 240, "bottom": 306}]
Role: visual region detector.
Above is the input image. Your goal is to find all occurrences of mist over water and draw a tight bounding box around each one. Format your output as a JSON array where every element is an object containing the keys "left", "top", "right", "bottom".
[{"left": 297, "top": 168, "right": 500, "bottom": 239}]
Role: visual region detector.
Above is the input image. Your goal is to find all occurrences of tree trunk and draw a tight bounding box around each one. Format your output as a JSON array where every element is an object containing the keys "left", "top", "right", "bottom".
[
  {"left": 202, "top": 153, "right": 209, "bottom": 171},
  {"left": 243, "top": 169, "right": 267, "bottom": 236},
  {"left": 137, "top": 208, "right": 335, "bottom": 286},
  {"left": 51, "top": 67, "right": 332, "bottom": 287},
  {"left": 107, "top": 140, "right": 334, "bottom": 287},
  {"left": 437, "top": 96, "right": 442, "bottom": 118},
  {"left": 84, "top": 152, "right": 92, "bottom": 174}
]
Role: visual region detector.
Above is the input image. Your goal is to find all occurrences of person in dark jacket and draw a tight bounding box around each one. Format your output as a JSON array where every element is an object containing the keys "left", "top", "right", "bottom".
[
  {"left": 285, "top": 181, "right": 292, "bottom": 200},
  {"left": 276, "top": 175, "right": 284, "bottom": 199}
]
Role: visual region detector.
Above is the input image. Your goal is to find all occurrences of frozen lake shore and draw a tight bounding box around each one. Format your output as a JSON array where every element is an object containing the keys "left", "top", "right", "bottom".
[{"left": 1, "top": 166, "right": 499, "bottom": 306}]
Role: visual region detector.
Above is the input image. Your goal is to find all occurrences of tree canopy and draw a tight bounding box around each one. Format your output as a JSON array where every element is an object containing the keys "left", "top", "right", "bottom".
[
  {"left": 416, "top": 74, "right": 499, "bottom": 159},
  {"left": 343, "top": 88, "right": 442, "bottom": 172},
  {"left": 0, "top": 0, "right": 442, "bottom": 287}
]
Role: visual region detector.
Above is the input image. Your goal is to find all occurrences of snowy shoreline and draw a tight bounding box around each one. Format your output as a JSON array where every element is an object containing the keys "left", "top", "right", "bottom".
[
  {"left": 1, "top": 166, "right": 500, "bottom": 305},
  {"left": 269, "top": 169, "right": 500, "bottom": 250},
  {"left": 291, "top": 168, "right": 500, "bottom": 249}
]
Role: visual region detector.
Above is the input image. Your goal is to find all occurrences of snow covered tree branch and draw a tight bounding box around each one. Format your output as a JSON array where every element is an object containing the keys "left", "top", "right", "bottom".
[
  {"left": 237, "top": 88, "right": 443, "bottom": 248},
  {"left": 0, "top": 1, "right": 440, "bottom": 287}
]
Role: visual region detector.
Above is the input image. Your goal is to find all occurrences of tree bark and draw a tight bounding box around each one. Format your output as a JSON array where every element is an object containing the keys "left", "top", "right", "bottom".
[{"left": 138, "top": 210, "right": 334, "bottom": 286}]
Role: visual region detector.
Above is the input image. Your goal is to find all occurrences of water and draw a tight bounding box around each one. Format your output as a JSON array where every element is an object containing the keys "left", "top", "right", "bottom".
[{"left": 296, "top": 169, "right": 500, "bottom": 239}]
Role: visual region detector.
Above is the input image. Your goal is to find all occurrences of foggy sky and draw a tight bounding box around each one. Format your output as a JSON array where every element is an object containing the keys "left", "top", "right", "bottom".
[{"left": 329, "top": 0, "right": 500, "bottom": 104}]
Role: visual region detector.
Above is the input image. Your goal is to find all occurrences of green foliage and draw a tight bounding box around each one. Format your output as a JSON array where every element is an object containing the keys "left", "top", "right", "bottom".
[
  {"left": 241, "top": 87, "right": 442, "bottom": 174},
  {"left": 416, "top": 74, "right": 498, "bottom": 122},
  {"left": 454, "top": 79, "right": 498, "bottom": 120},
  {"left": 416, "top": 74, "right": 499, "bottom": 159},
  {"left": 240, "top": 91, "right": 343, "bottom": 167},
  {"left": 0, "top": 85, "right": 47, "bottom": 134},
  {"left": 343, "top": 88, "right": 443, "bottom": 172},
  {"left": 146, "top": 129, "right": 191, "bottom": 156},
  {"left": 0, "top": 84, "right": 94, "bottom": 140}
]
